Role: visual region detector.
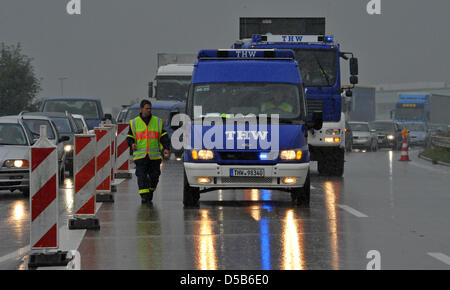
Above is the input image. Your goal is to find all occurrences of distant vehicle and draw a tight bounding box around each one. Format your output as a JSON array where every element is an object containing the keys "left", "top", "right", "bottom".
[
  {"left": 393, "top": 93, "right": 450, "bottom": 125},
  {"left": 19, "top": 113, "right": 70, "bottom": 181},
  {"left": 22, "top": 112, "right": 79, "bottom": 176},
  {"left": 124, "top": 99, "right": 186, "bottom": 158},
  {"left": 345, "top": 86, "right": 376, "bottom": 122},
  {"left": 344, "top": 119, "right": 353, "bottom": 152},
  {"left": 403, "top": 122, "right": 429, "bottom": 146},
  {"left": 72, "top": 114, "right": 89, "bottom": 133},
  {"left": 370, "top": 120, "right": 405, "bottom": 150},
  {"left": 0, "top": 116, "right": 35, "bottom": 196},
  {"left": 348, "top": 121, "right": 378, "bottom": 151},
  {"left": 40, "top": 97, "right": 106, "bottom": 130},
  {"left": 116, "top": 105, "right": 130, "bottom": 124},
  {"left": 148, "top": 53, "right": 195, "bottom": 102}
]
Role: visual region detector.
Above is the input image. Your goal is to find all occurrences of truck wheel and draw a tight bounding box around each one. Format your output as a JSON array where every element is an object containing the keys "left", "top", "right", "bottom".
[
  {"left": 291, "top": 171, "right": 310, "bottom": 207},
  {"left": 183, "top": 172, "right": 200, "bottom": 207},
  {"left": 317, "top": 160, "right": 328, "bottom": 175},
  {"left": 330, "top": 148, "right": 344, "bottom": 177}
]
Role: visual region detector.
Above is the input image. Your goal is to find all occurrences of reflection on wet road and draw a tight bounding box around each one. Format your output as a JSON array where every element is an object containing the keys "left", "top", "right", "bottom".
[{"left": 1, "top": 149, "right": 450, "bottom": 269}]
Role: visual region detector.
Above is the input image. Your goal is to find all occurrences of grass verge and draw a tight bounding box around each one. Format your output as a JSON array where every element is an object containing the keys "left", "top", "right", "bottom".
[{"left": 421, "top": 147, "right": 450, "bottom": 164}]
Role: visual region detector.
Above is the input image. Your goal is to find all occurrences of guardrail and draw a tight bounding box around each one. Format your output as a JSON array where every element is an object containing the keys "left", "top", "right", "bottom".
[{"left": 431, "top": 135, "right": 450, "bottom": 149}]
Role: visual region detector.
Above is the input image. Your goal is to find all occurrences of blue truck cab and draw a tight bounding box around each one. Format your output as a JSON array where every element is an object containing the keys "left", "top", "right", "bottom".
[
  {"left": 180, "top": 49, "right": 322, "bottom": 206},
  {"left": 40, "top": 98, "right": 105, "bottom": 130}
]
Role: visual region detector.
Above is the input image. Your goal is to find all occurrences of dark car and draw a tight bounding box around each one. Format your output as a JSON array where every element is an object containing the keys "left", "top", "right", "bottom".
[
  {"left": 349, "top": 121, "right": 378, "bottom": 151},
  {"left": 369, "top": 120, "right": 404, "bottom": 150},
  {"left": 40, "top": 97, "right": 106, "bottom": 130},
  {"left": 22, "top": 112, "right": 81, "bottom": 176},
  {"left": 124, "top": 99, "right": 186, "bottom": 158}
]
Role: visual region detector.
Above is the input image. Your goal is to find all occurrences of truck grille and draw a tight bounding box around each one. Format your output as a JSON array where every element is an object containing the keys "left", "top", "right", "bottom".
[
  {"left": 218, "top": 151, "right": 260, "bottom": 160},
  {"left": 306, "top": 99, "right": 323, "bottom": 116}
]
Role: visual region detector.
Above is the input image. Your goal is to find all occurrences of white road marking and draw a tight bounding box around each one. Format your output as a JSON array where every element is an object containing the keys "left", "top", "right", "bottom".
[
  {"left": 0, "top": 203, "right": 102, "bottom": 266},
  {"left": 337, "top": 204, "right": 369, "bottom": 217},
  {"left": 428, "top": 252, "right": 450, "bottom": 266}
]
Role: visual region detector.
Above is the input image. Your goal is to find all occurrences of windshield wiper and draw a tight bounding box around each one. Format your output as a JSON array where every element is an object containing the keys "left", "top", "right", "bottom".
[{"left": 313, "top": 54, "right": 331, "bottom": 86}]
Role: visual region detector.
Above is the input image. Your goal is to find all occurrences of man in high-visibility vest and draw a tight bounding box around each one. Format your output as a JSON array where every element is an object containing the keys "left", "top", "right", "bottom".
[
  {"left": 261, "top": 91, "right": 293, "bottom": 114},
  {"left": 127, "top": 100, "right": 170, "bottom": 204}
]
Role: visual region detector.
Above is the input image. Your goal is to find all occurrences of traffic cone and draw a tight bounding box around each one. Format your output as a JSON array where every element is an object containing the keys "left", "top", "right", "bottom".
[{"left": 399, "top": 135, "right": 410, "bottom": 161}]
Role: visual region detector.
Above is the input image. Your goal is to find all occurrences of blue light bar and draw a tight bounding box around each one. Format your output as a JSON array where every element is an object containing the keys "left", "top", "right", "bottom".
[{"left": 197, "top": 49, "right": 295, "bottom": 59}]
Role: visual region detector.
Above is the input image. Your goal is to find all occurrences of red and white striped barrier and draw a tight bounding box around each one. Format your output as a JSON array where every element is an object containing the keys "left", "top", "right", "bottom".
[
  {"left": 115, "top": 123, "right": 132, "bottom": 179},
  {"left": 28, "top": 125, "right": 79, "bottom": 269},
  {"left": 94, "top": 124, "right": 114, "bottom": 202},
  {"left": 104, "top": 123, "right": 117, "bottom": 191},
  {"left": 30, "top": 126, "right": 59, "bottom": 250},
  {"left": 69, "top": 133, "right": 100, "bottom": 230}
]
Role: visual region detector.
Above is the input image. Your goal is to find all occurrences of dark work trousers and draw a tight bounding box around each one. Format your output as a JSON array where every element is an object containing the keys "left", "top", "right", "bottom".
[{"left": 135, "top": 156, "right": 162, "bottom": 195}]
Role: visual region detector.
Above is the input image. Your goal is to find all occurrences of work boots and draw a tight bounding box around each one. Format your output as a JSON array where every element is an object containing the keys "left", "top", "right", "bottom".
[{"left": 140, "top": 191, "right": 154, "bottom": 205}]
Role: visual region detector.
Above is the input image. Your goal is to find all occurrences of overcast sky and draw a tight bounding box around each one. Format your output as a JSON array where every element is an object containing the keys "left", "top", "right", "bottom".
[{"left": 1, "top": 0, "right": 449, "bottom": 112}]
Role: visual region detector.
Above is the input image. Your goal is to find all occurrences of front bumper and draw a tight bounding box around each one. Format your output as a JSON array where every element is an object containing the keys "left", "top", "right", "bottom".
[
  {"left": 352, "top": 138, "right": 371, "bottom": 148},
  {"left": 377, "top": 135, "right": 395, "bottom": 147},
  {"left": 184, "top": 162, "right": 309, "bottom": 188},
  {"left": 0, "top": 168, "right": 29, "bottom": 190}
]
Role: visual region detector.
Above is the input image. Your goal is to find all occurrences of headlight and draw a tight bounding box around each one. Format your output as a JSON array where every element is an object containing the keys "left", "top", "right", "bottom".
[
  {"left": 64, "top": 144, "right": 73, "bottom": 152},
  {"left": 387, "top": 135, "right": 395, "bottom": 140},
  {"left": 326, "top": 129, "right": 341, "bottom": 135},
  {"left": 192, "top": 149, "right": 214, "bottom": 160},
  {"left": 325, "top": 137, "right": 341, "bottom": 143},
  {"left": 280, "top": 150, "right": 303, "bottom": 160},
  {"left": 3, "top": 159, "right": 30, "bottom": 168}
]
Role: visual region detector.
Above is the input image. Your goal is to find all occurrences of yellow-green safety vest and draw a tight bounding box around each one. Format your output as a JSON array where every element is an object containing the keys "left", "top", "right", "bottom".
[{"left": 129, "top": 115, "right": 165, "bottom": 160}]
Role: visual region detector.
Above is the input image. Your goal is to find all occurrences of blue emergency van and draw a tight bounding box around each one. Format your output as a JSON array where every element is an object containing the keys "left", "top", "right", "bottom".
[{"left": 180, "top": 49, "right": 322, "bottom": 206}]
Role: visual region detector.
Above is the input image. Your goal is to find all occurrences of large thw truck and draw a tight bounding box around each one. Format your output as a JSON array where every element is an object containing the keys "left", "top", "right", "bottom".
[{"left": 232, "top": 17, "right": 359, "bottom": 176}]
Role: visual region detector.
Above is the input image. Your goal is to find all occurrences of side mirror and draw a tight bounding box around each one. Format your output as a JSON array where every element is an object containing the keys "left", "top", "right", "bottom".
[
  {"left": 350, "top": 57, "right": 358, "bottom": 76},
  {"left": 148, "top": 82, "right": 153, "bottom": 99},
  {"left": 350, "top": 75, "right": 358, "bottom": 85},
  {"left": 307, "top": 111, "right": 323, "bottom": 130},
  {"left": 58, "top": 136, "right": 70, "bottom": 143},
  {"left": 345, "top": 89, "right": 353, "bottom": 97},
  {"left": 104, "top": 113, "right": 112, "bottom": 121}
]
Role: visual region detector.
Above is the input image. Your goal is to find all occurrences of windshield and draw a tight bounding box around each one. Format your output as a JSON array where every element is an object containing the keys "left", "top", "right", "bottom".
[
  {"left": 293, "top": 48, "right": 337, "bottom": 87},
  {"left": 0, "top": 124, "right": 28, "bottom": 145},
  {"left": 22, "top": 119, "right": 55, "bottom": 140},
  {"left": 395, "top": 107, "right": 424, "bottom": 121},
  {"left": 404, "top": 123, "right": 426, "bottom": 131},
  {"left": 349, "top": 123, "right": 369, "bottom": 131},
  {"left": 192, "top": 83, "right": 304, "bottom": 121},
  {"left": 155, "top": 76, "right": 191, "bottom": 101},
  {"left": 43, "top": 100, "right": 100, "bottom": 119},
  {"left": 370, "top": 122, "right": 395, "bottom": 132},
  {"left": 125, "top": 108, "right": 140, "bottom": 123},
  {"left": 51, "top": 117, "right": 72, "bottom": 134},
  {"left": 74, "top": 118, "right": 85, "bottom": 131}
]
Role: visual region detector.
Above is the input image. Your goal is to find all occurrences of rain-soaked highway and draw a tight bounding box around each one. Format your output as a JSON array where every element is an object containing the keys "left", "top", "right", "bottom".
[{"left": 1, "top": 148, "right": 449, "bottom": 270}]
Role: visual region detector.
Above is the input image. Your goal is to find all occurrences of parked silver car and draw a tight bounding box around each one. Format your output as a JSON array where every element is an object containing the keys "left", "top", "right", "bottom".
[
  {"left": 0, "top": 116, "right": 35, "bottom": 196},
  {"left": 349, "top": 121, "right": 378, "bottom": 151},
  {"left": 19, "top": 113, "right": 69, "bottom": 181}
]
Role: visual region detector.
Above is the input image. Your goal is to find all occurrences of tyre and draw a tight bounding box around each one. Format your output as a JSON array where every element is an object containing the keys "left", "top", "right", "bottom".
[
  {"left": 291, "top": 171, "right": 310, "bottom": 207},
  {"left": 183, "top": 171, "right": 200, "bottom": 206}
]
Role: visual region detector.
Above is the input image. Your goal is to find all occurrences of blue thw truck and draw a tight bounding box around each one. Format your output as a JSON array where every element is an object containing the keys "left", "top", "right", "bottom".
[
  {"left": 232, "top": 18, "right": 359, "bottom": 176},
  {"left": 179, "top": 49, "right": 322, "bottom": 206}
]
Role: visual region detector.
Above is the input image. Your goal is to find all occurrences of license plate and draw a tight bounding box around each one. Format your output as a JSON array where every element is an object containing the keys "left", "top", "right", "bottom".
[{"left": 230, "top": 168, "right": 264, "bottom": 177}]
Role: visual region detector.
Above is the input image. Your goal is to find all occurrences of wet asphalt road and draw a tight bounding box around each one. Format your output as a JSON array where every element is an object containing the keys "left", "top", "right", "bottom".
[{"left": 1, "top": 148, "right": 449, "bottom": 270}]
